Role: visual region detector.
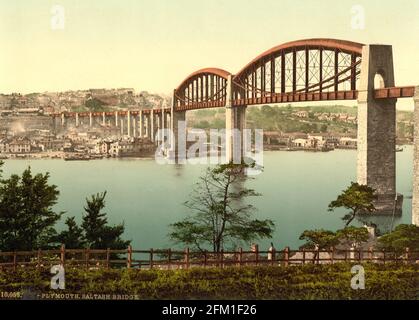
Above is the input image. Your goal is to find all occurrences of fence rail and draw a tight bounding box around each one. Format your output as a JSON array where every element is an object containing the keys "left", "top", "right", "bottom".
[{"left": 0, "top": 245, "right": 417, "bottom": 271}]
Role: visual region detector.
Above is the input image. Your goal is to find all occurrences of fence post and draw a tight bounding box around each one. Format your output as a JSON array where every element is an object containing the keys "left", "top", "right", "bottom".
[
  {"left": 302, "top": 249, "right": 306, "bottom": 265},
  {"left": 85, "top": 248, "right": 90, "bottom": 270},
  {"left": 106, "top": 248, "right": 110, "bottom": 269},
  {"left": 368, "top": 247, "right": 373, "bottom": 262},
  {"left": 382, "top": 250, "right": 386, "bottom": 265},
  {"left": 220, "top": 249, "right": 224, "bottom": 268},
  {"left": 60, "top": 244, "right": 65, "bottom": 267},
  {"left": 127, "top": 245, "right": 132, "bottom": 269},
  {"left": 203, "top": 250, "right": 207, "bottom": 268},
  {"left": 254, "top": 244, "right": 259, "bottom": 266},
  {"left": 37, "top": 249, "right": 42, "bottom": 270},
  {"left": 284, "top": 247, "right": 289, "bottom": 267},
  {"left": 238, "top": 248, "right": 243, "bottom": 267},
  {"left": 13, "top": 252, "right": 17, "bottom": 271},
  {"left": 358, "top": 248, "right": 362, "bottom": 263},
  {"left": 185, "top": 247, "right": 190, "bottom": 269},
  {"left": 271, "top": 248, "right": 276, "bottom": 266},
  {"left": 344, "top": 249, "right": 348, "bottom": 262},
  {"left": 150, "top": 248, "right": 154, "bottom": 269}
]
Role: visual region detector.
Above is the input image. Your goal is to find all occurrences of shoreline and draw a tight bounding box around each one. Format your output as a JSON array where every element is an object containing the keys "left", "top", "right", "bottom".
[{"left": 0, "top": 144, "right": 412, "bottom": 161}]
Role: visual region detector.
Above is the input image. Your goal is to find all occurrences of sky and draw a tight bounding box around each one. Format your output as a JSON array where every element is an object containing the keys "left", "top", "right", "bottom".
[{"left": 0, "top": 0, "right": 418, "bottom": 108}]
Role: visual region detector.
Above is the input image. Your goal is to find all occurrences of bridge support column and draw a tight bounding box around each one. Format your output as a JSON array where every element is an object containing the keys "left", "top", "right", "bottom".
[
  {"left": 226, "top": 107, "right": 247, "bottom": 163},
  {"left": 156, "top": 113, "right": 161, "bottom": 145},
  {"left": 127, "top": 111, "right": 131, "bottom": 137},
  {"left": 89, "top": 112, "right": 93, "bottom": 128},
  {"left": 102, "top": 112, "right": 106, "bottom": 126},
  {"left": 169, "top": 110, "right": 186, "bottom": 162},
  {"left": 150, "top": 110, "right": 155, "bottom": 142},
  {"left": 169, "top": 90, "right": 186, "bottom": 162},
  {"left": 61, "top": 113, "right": 65, "bottom": 127},
  {"left": 75, "top": 113, "right": 79, "bottom": 127},
  {"left": 225, "top": 75, "right": 246, "bottom": 163},
  {"left": 145, "top": 113, "right": 149, "bottom": 138},
  {"left": 139, "top": 111, "right": 143, "bottom": 138},
  {"left": 120, "top": 119, "right": 124, "bottom": 136},
  {"left": 115, "top": 111, "right": 119, "bottom": 127},
  {"left": 357, "top": 44, "right": 401, "bottom": 214},
  {"left": 161, "top": 108, "right": 166, "bottom": 144},
  {"left": 412, "top": 87, "right": 419, "bottom": 226}
]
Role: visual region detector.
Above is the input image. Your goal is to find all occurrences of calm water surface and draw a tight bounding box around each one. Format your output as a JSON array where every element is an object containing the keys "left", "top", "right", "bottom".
[{"left": 1, "top": 146, "right": 413, "bottom": 250}]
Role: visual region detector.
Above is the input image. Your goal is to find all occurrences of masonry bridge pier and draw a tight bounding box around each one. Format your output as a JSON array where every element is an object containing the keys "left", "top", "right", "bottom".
[{"left": 53, "top": 38, "right": 418, "bottom": 222}]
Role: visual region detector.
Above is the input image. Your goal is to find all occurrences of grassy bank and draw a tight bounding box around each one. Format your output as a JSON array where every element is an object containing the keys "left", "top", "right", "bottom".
[{"left": 0, "top": 263, "right": 417, "bottom": 300}]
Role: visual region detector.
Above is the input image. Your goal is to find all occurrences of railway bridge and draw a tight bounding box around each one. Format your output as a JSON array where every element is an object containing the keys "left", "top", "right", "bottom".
[{"left": 52, "top": 38, "right": 418, "bottom": 223}]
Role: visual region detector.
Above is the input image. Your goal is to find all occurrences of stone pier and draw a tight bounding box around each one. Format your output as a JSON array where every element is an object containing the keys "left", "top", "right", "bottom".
[
  {"left": 225, "top": 75, "right": 247, "bottom": 163},
  {"left": 145, "top": 113, "right": 150, "bottom": 138},
  {"left": 150, "top": 110, "right": 155, "bottom": 142},
  {"left": 412, "top": 86, "right": 419, "bottom": 226},
  {"left": 357, "top": 44, "right": 401, "bottom": 214},
  {"left": 127, "top": 111, "right": 131, "bottom": 137},
  {"left": 139, "top": 110, "right": 143, "bottom": 138},
  {"left": 170, "top": 90, "right": 186, "bottom": 161}
]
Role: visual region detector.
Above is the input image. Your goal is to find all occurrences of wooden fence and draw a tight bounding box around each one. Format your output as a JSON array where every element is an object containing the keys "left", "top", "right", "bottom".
[{"left": 0, "top": 245, "right": 417, "bottom": 271}]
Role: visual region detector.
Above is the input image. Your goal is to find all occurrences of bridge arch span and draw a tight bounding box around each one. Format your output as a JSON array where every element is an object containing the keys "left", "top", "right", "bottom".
[
  {"left": 174, "top": 68, "right": 231, "bottom": 111},
  {"left": 233, "top": 38, "right": 364, "bottom": 102}
]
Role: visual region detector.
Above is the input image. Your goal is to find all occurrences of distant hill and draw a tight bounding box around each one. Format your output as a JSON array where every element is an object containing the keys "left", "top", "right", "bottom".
[{"left": 186, "top": 104, "right": 413, "bottom": 139}]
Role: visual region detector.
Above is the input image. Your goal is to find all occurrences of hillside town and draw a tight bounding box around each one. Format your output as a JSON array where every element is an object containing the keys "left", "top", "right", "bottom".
[{"left": 0, "top": 89, "right": 414, "bottom": 159}]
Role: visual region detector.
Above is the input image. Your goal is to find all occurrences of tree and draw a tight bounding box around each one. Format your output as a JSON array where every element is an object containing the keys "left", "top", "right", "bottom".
[
  {"left": 81, "top": 191, "right": 130, "bottom": 249},
  {"left": 299, "top": 229, "right": 339, "bottom": 263},
  {"left": 85, "top": 98, "right": 105, "bottom": 112},
  {"left": 328, "top": 182, "right": 377, "bottom": 227},
  {"left": 378, "top": 224, "right": 419, "bottom": 255},
  {"left": 299, "top": 229, "right": 339, "bottom": 250},
  {"left": 0, "top": 167, "right": 62, "bottom": 251},
  {"left": 169, "top": 162, "right": 274, "bottom": 252},
  {"left": 55, "top": 217, "right": 85, "bottom": 249},
  {"left": 336, "top": 226, "right": 369, "bottom": 248}
]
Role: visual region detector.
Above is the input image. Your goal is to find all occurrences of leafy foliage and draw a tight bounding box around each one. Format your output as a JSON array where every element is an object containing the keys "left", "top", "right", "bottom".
[
  {"left": 328, "top": 182, "right": 377, "bottom": 226},
  {"left": 299, "top": 229, "right": 339, "bottom": 250},
  {"left": 0, "top": 264, "right": 417, "bottom": 300},
  {"left": 0, "top": 167, "right": 62, "bottom": 251},
  {"left": 54, "top": 217, "right": 85, "bottom": 249},
  {"left": 81, "top": 192, "right": 130, "bottom": 250},
  {"left": 378, "top": 224, "right": 419, "bottom": 255},
  {"left": 299, "top": 227, "right": 371, "bottom": 252},
  {"left": 169, "top": 162, "right": 274, "bottom": 252},
  {"left": 336, "top": 226, "right": 370, "bottom": 247}
]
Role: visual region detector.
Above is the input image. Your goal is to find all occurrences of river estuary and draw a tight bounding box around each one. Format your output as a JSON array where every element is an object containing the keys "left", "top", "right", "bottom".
[{"left": 1, "top": 146, "right": 413, "bottom": 250}]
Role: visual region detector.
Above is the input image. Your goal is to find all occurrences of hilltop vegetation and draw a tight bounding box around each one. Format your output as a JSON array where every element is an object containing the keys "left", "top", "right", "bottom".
[{"left": 187, "top": 105, "right": 413, "bottom": 138}]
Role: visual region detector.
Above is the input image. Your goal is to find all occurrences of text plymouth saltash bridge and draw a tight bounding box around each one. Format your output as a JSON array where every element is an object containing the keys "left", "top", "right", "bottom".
[{"left": 51, "top": 38, "right": 419, "bottom": 224}]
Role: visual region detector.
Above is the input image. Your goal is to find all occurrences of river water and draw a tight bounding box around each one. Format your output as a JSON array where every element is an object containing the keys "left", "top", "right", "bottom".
[{"left": 1, "top": 146, "right": 413, "bottom": 250}]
